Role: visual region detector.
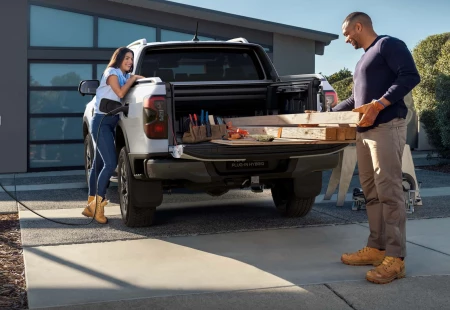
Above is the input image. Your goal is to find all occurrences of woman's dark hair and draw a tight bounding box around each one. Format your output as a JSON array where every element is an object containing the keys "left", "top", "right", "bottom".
[{"left": 106, "top": 47, "right": 134, "bottom": 73}]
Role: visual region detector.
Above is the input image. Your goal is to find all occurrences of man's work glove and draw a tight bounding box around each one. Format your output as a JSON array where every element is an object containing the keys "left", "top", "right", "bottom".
[{"left": 352, "top": 100, "right": 385, "bottom": 127}]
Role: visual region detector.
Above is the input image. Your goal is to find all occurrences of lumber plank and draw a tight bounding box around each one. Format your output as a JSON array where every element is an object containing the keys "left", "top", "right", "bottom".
[
  {"left": 337, "top": 128, "right": 346, "bottom": 141},
  {"left": 281, "top": 127, "right": 337, "bottom": 140},
  {"left": 242, "top": 126, "right": 348, "bottom": 141},
  {"left": 345, "top": 127, "right": 356, "bottom": 140},
  {"left": 224, "top": 111, "right": 361, "bottom": 127}
]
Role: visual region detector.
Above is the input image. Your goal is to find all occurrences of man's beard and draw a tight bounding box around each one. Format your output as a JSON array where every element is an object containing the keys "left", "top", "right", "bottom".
[{"left": 350, "top": 39, "right": 360, "bottom": 49}]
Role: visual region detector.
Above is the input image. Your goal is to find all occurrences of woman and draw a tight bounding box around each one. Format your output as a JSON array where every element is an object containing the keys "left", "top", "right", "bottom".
[{"left": 82, "top": 47, "right": 145, "bottom": 224}]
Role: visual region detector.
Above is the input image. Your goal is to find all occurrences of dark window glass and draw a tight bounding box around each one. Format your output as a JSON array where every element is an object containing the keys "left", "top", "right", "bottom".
[
  {"left": 161, "top": 29, "right": 214, "bottom": 42},
  {"left": 139, "top": 47, "right": 265, "bottom": 82},
  {"left": 97, "top": 64, "right": 108, "bottom": 80},
  {"left": 29, "top": 144, "right": 84, "bottom": 168},
  {"left": 30, "top": 91, "right": 89, "bottom": 114},
  {"left": 30, "top": 64, "right": 92, "bottom": 87},
  {"left": 30, "top": 5, "right": 93, "bottom": 47},
  {"left": 98, "top": 18, "right": 156, "bottom": 48},
  {"left": 30, "top": 117, "right": 83, "bottom": 141}
]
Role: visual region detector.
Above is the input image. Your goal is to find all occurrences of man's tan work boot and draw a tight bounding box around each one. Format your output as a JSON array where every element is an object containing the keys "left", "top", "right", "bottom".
[
  {"left": 341, "top": 247, "right": 385, "bottom": 266},
  {"left": 85, "top": 195, "right": 109, "bottom": 224},
  {"left": 366, "top": 256, "right": 405, "bottom": 284},
  {"left": 81, "top": 196, "right": 95, "bottom": 218}
]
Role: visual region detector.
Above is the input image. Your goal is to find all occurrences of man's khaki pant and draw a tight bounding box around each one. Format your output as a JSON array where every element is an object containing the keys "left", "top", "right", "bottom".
[{"left": 356, "top": 118, "right": 407, "bottom": 258}]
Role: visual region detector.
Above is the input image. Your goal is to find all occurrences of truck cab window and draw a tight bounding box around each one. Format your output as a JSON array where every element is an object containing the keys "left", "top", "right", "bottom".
[{"left": 139, "top": 47, "right": 265, "bottom": 82}]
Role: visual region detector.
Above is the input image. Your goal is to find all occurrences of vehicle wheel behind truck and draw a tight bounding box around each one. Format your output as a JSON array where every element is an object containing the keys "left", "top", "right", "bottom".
[
  {"left": 271, "top": 185, "right": 315, "bottom": 217},
  {"left": 271, "top": 174, "right": 321, "bottom": 218},
  {"left": 117, "top": 147, "right": 162, "bottom": 227},
  {"left": 84, "top": 134, "right": 94, "bottom": 186}
]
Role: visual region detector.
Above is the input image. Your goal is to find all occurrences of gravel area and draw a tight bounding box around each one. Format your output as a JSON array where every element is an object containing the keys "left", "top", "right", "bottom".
[
  {"left": 0, "top": 213, "right": 27, "bottom": 309},
  {"left": 418, "top": 163, "right": 450, "bottom": 174}
]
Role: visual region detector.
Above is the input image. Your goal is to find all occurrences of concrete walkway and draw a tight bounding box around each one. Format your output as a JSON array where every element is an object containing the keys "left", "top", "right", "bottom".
[{"left": 20, "top": 213, "right": 450, "bottom": 309}]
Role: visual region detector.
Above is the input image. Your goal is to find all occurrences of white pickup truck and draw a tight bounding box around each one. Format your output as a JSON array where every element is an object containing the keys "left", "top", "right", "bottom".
[{"left": 79, "top": 37, "right": 343, "bottom": 227}]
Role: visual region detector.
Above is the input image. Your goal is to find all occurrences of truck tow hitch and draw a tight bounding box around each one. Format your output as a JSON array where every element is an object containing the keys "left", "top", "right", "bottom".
[{"left": 250, "top": 176, "right": 264, "bottom": 193}]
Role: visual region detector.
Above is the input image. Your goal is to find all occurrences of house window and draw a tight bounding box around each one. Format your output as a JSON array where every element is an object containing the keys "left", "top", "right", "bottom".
[
  {"left": 96, "top": 64, "right": 108, "bottom": 80},
  {"left": 29, "top": 144, "right": 85, "bottom": 168},
  {"left": 28, "top": 63, "right": 95, "bottom": 169},
  {"left": 30, "top": 5, "right": 94, "bottom": 47},
  {"left": 161, "top": 29, "right": 214, "bottom": 42},
  {"left": 98, "top": 18, "right": 156, "bottom": 48}
]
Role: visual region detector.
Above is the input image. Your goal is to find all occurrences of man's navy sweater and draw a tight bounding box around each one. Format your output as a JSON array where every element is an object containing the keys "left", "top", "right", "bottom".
[{"left": 332, "top": 35, "right": 421, "bottom": 132}]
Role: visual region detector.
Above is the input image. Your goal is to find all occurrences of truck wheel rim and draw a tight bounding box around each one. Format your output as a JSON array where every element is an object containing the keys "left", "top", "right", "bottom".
[
  {"left": 85, "top": 142, "right": 92, "bottom": 177},
  {"left": 120, "top": 165, "right": 128, "bottom": 214}
]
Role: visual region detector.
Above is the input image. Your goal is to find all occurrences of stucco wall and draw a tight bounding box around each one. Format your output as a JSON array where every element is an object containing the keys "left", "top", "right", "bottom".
[
  {"left": 0, "top": 0, "right": 28, "bottom": 173},
  {"left": 272, "top": 33, "right": 315, "bottom": 76}
]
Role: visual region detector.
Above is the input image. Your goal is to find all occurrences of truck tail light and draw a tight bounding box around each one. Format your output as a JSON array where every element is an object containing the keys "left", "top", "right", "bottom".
[
  {"left": 324, "top": 91, "right": 339, "bottom": 107},
  {"left": 143, "top": 96, "right": 168, "bottom": 139}
]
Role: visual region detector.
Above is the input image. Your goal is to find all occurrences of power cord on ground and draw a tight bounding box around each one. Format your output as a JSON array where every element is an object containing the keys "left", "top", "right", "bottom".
[{"left": 0, "top": 106, "right": 125, "bottom": 226}]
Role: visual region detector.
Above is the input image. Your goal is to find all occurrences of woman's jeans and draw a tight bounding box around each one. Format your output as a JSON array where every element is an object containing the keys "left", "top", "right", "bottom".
[{"left": 88, "top": 113, "right": 119, "bottom": 198}]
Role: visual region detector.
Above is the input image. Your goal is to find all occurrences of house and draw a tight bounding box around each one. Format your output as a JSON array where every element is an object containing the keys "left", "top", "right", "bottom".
[{"left": 0, "top": 0, "right": 338, "bottom": 173}]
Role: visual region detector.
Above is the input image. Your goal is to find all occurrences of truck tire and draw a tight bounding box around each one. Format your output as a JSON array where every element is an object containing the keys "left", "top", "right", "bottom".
[
  {"left": 84, "top": 134, "right": 94, "bottom": 186},
  {"left": 85, "top": 134, "right": 111, "bottom": 189},
  {"left": 117, "top": 147, "right": 156, "bottom": 227},
  {"left": 271, "top": 181, "right": 315, "bottom": 217}
]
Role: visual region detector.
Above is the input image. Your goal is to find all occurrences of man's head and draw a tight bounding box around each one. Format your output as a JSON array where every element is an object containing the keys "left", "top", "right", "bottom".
[{"left": 342, "top": 12, "right": 376, "bottom": 50}]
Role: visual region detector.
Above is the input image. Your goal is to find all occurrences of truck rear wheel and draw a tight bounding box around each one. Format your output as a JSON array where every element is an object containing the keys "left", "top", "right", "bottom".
[
  {"left": 84, "top": 134, "right": 94, "bottom": 186},
  {"left": 271, "top": 181, "right": 315, "bottom": 217},
  {"left": 117, "top": 147, "right": 158, "bottom": 227}
]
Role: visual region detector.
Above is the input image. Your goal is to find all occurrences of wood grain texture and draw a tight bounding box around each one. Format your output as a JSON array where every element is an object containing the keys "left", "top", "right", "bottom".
[
  {"left": 240, "top": 126, "right": 356, "bottom": 141},
  {"left": 337, "top": 128, "right": 346, "bottom": 141},
  {"left": 224, "top": 111, "right": 361, "bottom": 127},
  {"left": 345, "top": 127, "right": 356, "bottom": 139}
]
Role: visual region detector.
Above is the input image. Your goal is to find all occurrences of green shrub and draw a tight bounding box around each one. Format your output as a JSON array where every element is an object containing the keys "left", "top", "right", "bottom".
[
  {"left": 325, "top": 68, "right": 352, "bottom": 85},
  {"left": 332, "top": 76, "right": 353, "bottom": 102},
  {"left": 411, "top": 32, "right": 450, "bottom": 157},
  {"left": 435, "top": 40, "right": 450, "bottom": 151}
]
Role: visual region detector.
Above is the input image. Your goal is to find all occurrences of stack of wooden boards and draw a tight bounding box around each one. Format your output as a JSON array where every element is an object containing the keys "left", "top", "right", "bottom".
[{"left": 211, "top": 111, "right": 361, "bottom": 146}]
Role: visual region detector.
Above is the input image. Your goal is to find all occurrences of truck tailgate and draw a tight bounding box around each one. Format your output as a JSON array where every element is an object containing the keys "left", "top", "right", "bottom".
[{"left": 170, "top": 141, "right": 349, "bottom": 161}]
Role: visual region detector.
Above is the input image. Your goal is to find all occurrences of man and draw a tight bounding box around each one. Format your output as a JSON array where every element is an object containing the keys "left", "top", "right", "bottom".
[{"left": 332, "top": 12, "right": 421, "bottom": 284}]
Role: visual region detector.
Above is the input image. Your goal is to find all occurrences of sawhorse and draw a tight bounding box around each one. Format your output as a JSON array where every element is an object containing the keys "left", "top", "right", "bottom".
[{"left": 323, "top": 144, "right": 422, "bottom": 210}]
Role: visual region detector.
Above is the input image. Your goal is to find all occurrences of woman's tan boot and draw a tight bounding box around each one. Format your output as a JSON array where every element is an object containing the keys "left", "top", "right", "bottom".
[
  {"left": 86, "top": 195, "right": 109, "bottom": 224},
  {"left": 81, "top": 196, "right": 96, "bottom": 217}
]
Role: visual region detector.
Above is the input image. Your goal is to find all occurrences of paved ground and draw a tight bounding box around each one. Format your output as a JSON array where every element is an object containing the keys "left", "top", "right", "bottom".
[{"left": 1, "top": 151, "right": 450, "bottom": 309}]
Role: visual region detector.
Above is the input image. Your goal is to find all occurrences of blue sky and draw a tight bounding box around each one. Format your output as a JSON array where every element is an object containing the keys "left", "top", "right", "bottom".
[{"left": 170, "top": 0, "right": 449, "bottom": 76}]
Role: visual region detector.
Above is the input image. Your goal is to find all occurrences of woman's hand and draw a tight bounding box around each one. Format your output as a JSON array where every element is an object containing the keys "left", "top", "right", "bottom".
[
  {"left": 132, "top": 75, "right": 146, "bottom": 81},
  {"left": 107, "top": 74, "right": 146, "bottom": 99}
]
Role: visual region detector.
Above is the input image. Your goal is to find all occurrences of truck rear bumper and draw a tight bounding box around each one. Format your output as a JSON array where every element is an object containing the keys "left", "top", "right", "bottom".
[{"left": 144, "top": 149, "right": 341, "bottom": 184}]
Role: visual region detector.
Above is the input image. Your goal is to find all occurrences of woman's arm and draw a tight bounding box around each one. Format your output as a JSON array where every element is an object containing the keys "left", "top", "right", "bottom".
[{"left": 107, "top": 74, "right": 145, "bottom": 99}]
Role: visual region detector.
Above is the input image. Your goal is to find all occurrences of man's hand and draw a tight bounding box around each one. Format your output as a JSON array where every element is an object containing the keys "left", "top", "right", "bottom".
[{"left": 352, "top": 100, "right": 386, "bottom": 127}]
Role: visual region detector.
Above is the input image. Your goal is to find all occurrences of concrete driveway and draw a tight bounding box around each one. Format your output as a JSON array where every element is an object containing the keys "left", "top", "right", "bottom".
[{"left": 1, "top": 153, "right": 450, "bottom": 309}]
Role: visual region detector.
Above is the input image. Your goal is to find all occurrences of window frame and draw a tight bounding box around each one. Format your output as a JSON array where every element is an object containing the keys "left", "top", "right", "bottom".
[{"left": 27, "top": 60, "right": 107, "bottom": 171}]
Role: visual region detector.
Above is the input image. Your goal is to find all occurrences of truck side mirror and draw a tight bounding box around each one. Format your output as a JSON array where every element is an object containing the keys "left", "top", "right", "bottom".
[{"left": 78, "top": 80, "right": 100, "bottom": 96}]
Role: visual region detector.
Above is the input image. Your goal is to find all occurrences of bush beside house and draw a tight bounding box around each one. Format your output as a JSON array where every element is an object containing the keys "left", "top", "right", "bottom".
[
  {"left": 331, "top": 76, "right": 353, "bottom": 103},
  {"left": 412, "top": 32, "right": 450, "bottom": 158}
]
